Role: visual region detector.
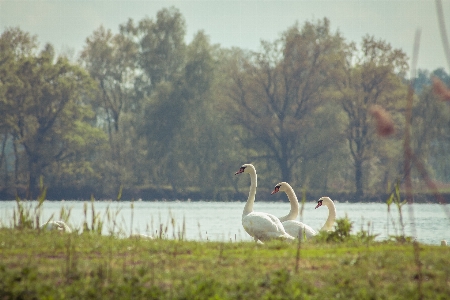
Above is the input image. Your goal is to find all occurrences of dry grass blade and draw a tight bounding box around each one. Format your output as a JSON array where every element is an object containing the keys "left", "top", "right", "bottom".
[
  {"left": 404, "top": 28, "right": 421, "bottom": 227},
  {"left": 411, "top": 154, "right": 450, "bottom": 219},
  {"left": 404, "top": 28, "right": 423, "bottom": 300},
  {"left": 435, "top": 0, "right": 450, "bottom": 70}
]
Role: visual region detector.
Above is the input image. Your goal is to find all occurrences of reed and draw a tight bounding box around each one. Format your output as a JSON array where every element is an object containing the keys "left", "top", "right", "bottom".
[{"left": 294, "top": 188, "right": 307, "bottom": 274}]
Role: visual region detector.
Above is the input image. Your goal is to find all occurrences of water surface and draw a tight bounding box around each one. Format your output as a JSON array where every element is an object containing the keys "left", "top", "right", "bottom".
[{"left": 0, "top": 200, "right": 448, "bottom": 245}]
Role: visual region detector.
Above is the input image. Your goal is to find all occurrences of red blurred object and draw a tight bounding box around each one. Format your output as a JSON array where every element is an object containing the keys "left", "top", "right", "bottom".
[
  {"left": 370, "top": 105, "right": 395, "bottom": 137},
  {"left": 432, "top": 77, "right": 450, "bottom": 101}
]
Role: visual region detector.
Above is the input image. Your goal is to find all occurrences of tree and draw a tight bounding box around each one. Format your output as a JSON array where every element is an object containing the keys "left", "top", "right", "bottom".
[
  {"left": 173, "top": 31, "right": 240, "bottom": 197},
  {"left": 0, "top": 28, "right": 38, "bottom": 189},
  {"left": 225, "top": 19, "right": 345, "bottom": 184},
  {"left": 80, "top": 25, "right": 139, "bottom": 189},
  {"left": 80, "top": 25, "right": 138, "bottom": 134},
  {"left": 113, "top": 8, "right": 189, "bottom": 191},
  {"left": 413, "top": 68, "right": 450, "bottom": 93},
  {"left": 139, "top": 30, "right": 223, "bottom": 193},
  {"left": 333, "top": 36, "right": 408, "bottom": 198},
  {"left": 412, "top": 69, "right": 450, "bottom": 182},
  {"left": 136, "top": 7, "right": 186, "bottom": 95},
  {"left": 1, "top": 28, "right": 105, "bottom": 193}
]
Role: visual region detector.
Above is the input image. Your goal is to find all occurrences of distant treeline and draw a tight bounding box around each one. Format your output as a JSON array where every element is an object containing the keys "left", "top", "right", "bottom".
[
  {"left": 1, "top": 7, "right": 450, "bottom": 201},
  {"left": 1, "top": 185, "right": 448, "bottom": 205}
]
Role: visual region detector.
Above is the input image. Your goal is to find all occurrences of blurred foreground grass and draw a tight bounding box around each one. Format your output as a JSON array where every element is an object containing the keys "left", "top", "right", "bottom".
[{"left": 1, "top": 228, "right": 449, "bottom": 299}]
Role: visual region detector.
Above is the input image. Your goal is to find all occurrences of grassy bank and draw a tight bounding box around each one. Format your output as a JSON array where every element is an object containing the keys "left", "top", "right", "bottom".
[{"left": 1, "top": 228, "right": 449, "bottom": 299}]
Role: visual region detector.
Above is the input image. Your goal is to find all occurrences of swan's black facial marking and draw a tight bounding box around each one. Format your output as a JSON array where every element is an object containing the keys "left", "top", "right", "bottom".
[
  {"left": 271, "top": 185, "right": 281, "bottom": 195},
  {"left": 315, "top": 199, "right": 323, "bottom": 209},
  {"left": 235, "top": 166, "right": 246, "bottom": 175}
]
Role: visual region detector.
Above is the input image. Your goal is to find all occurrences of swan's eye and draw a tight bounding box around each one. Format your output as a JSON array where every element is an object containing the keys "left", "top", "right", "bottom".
[{"left": 240, "top": 167, "right": 246, "bottom": 172}]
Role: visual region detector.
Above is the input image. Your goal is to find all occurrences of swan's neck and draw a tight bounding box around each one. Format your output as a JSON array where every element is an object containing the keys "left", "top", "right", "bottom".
[
  {"left": 242, "top": 171, "right": 257, "bottom": 217},
  {"left": 320, "top": 199, "right": 336, "bottom": 231},
  {"left": 278, "top": 186, "right": 299, "bottom": 222}
]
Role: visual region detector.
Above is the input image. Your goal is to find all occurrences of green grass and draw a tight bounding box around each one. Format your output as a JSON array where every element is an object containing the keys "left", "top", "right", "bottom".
[
  {"left": 1, "top": 228, "right": 449, "bottom": 299},
  {"left": 3, "top": 195, "right": 449, "bottom": 299}
]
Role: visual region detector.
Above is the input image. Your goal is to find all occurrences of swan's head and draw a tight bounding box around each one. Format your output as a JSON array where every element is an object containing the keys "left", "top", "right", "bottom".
[
  {"left": 270, "top": 182, "right": 290, "bottom": 195},
  {"left": 234, "top": 164, "right": 255, "bottom": 175},
  {"left": 315, "top": 197, "right": 333, "bottom": 209}
]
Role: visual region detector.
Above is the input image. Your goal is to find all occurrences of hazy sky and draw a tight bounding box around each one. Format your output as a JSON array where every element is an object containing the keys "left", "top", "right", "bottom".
[{"left": 1, "top": 0, "right": 449, "bottom": 73}]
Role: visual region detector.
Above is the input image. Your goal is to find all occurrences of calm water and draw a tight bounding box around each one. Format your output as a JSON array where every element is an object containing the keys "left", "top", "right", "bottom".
[{"left": 0, "top": 200, "right": 448, "bottom": 245}]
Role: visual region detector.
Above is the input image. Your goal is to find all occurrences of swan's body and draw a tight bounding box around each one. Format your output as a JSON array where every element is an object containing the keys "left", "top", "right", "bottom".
[
  {"left": 40, "top": 220, "right": 72, "bottom": 233},
  {"left": 235, "top": 164, "right": 294, "bottom": 242},
  {"left": 271, "top": 182, "right": 317, "bottom": 239},
  {"left": 242, "top": 211, "right": 295, "bottom": 241},
  {"left": 130, "top": 233, "right": 155, "bottom": 240},
  {"left": 315, "top": 197, "right": 337, "bottom": 231}
]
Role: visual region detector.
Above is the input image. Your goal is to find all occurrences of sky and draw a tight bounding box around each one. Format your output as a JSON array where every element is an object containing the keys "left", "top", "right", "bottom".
[{"left": 1, "top": 0, "right": 449, "bottom": 73}]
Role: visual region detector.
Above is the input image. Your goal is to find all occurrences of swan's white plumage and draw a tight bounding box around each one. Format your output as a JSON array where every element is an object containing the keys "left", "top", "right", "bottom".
[
  {"left": 130, "top": 233, "right": 155, "bottom": 239},
  {"left": 271, "top": 182, "right": 317, "bottom": 239},
  {"left": 235, "top": 164, "right": 294, "bottom": 242},
  {"left": 40, "top": 220, "right": 72, "bottom": 233},
  {"left": 242, "top": 212, "right": 294, "bottom": 241},
  {"left": 281, "top": 220, "right": 317, "bottom": 239},
  {"left": 315, "top": 196, "right": 337, "bottom": 231}
]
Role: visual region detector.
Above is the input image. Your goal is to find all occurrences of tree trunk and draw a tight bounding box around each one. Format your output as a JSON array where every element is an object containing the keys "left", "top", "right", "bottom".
[
  {"left": 12, "top": 135, "right": 19, "bottom": 195},
  {"left": 354, "top": 158, "right": 364, "bottom": 199},
  {"left": 323, "top": 158, "right": 330, "bottom": 192},
  {"left": 280, "top": 159, "right": 291, "bottom": 183},
  {"left": 27, "top": 154, "right": 39, "bottom": 199},
  {"left": 0, "top": 134, "right": 8, "bottom": 187}
]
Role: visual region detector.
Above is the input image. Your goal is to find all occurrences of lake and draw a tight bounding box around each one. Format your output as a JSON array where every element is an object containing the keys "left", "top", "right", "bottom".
[{"left": 0, "top": 200, "right": 448, "bottom": 245}]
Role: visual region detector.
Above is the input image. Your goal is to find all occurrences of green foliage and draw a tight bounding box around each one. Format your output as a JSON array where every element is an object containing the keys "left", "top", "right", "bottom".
[
  {"left": 13, "top": 178, "right": 49, "bottom": 229},
  {"left": 224, "top": 18, "right": 345, "bottom": 184},
  {"left": 386, "top": 181, "right": 408, "bottom": 238},
  {"left": 13, "top": 197, "right": 34, "bottom": 230},
  {"left": 0, "top": 27, "right": 104, "bottom": 192},
  {"left": 315, "top": 216, "right": 353, "bottom": 242},
  {"left": 1, "top": 8, "right": 450, "bottom": 199},
  {"left": 82, "top": 196, "right": 104, "bottom": 235},
  {"left": 333, "top": 35, "right": 408, "bottom": 197},
  {"left": 295, "top": 102, "right": 348, "bottom": 192},
  {"left": 0, "top": 228, "right": 449, "bottom": 299},
  {"left": 412, "top": 82, "right": 450, "bottom": 182},
  {"left": 138, "top": 7, "right": 186, "bottom": 87},
  {"left": 314, "top": 216, "right": 378, "bottom": 244}
]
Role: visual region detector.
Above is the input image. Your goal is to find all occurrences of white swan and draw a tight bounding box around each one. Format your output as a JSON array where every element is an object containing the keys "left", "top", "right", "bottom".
[
  {"left": 271, "top": 182, "right": 317, "bottom": 239},
  {"left": 130, "top": 233, "right": 155, "bottom": 240},
  {"left": 315, "top": 197, "right": 337, "bottom": 231},
  {"left": 40, "top": 220, "right": 72, "bottom": 233},
  {"left": 235, "top": 164, "right": 294, "bottom": 242}
]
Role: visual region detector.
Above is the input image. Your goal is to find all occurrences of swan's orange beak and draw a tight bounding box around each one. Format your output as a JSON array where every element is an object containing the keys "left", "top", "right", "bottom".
[
  {"left": 315, "top": 201, "right": 322, "bottom": 209},
  {"left": 271, "top": 186, "right": 280, "bottom": 195},
  {"left": 235, "top": 167, "right": 245, "bottom": 175}
]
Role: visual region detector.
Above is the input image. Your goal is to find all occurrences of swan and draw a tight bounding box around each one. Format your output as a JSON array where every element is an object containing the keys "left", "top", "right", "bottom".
[
  {"left": 315, "top": 197, "right": 337, "bottom": 231},
  {"left": 271, "top": 182, "right": 317, "bottom": 239},
  {"left": 130, "top": 233, "right": 155, "bottom": 240},
  {"left": 40, "top": 220, "right": 72, "bottom": 233},
  {"left": 235, "top": 164, "right": 294, "bottom": 242}
]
